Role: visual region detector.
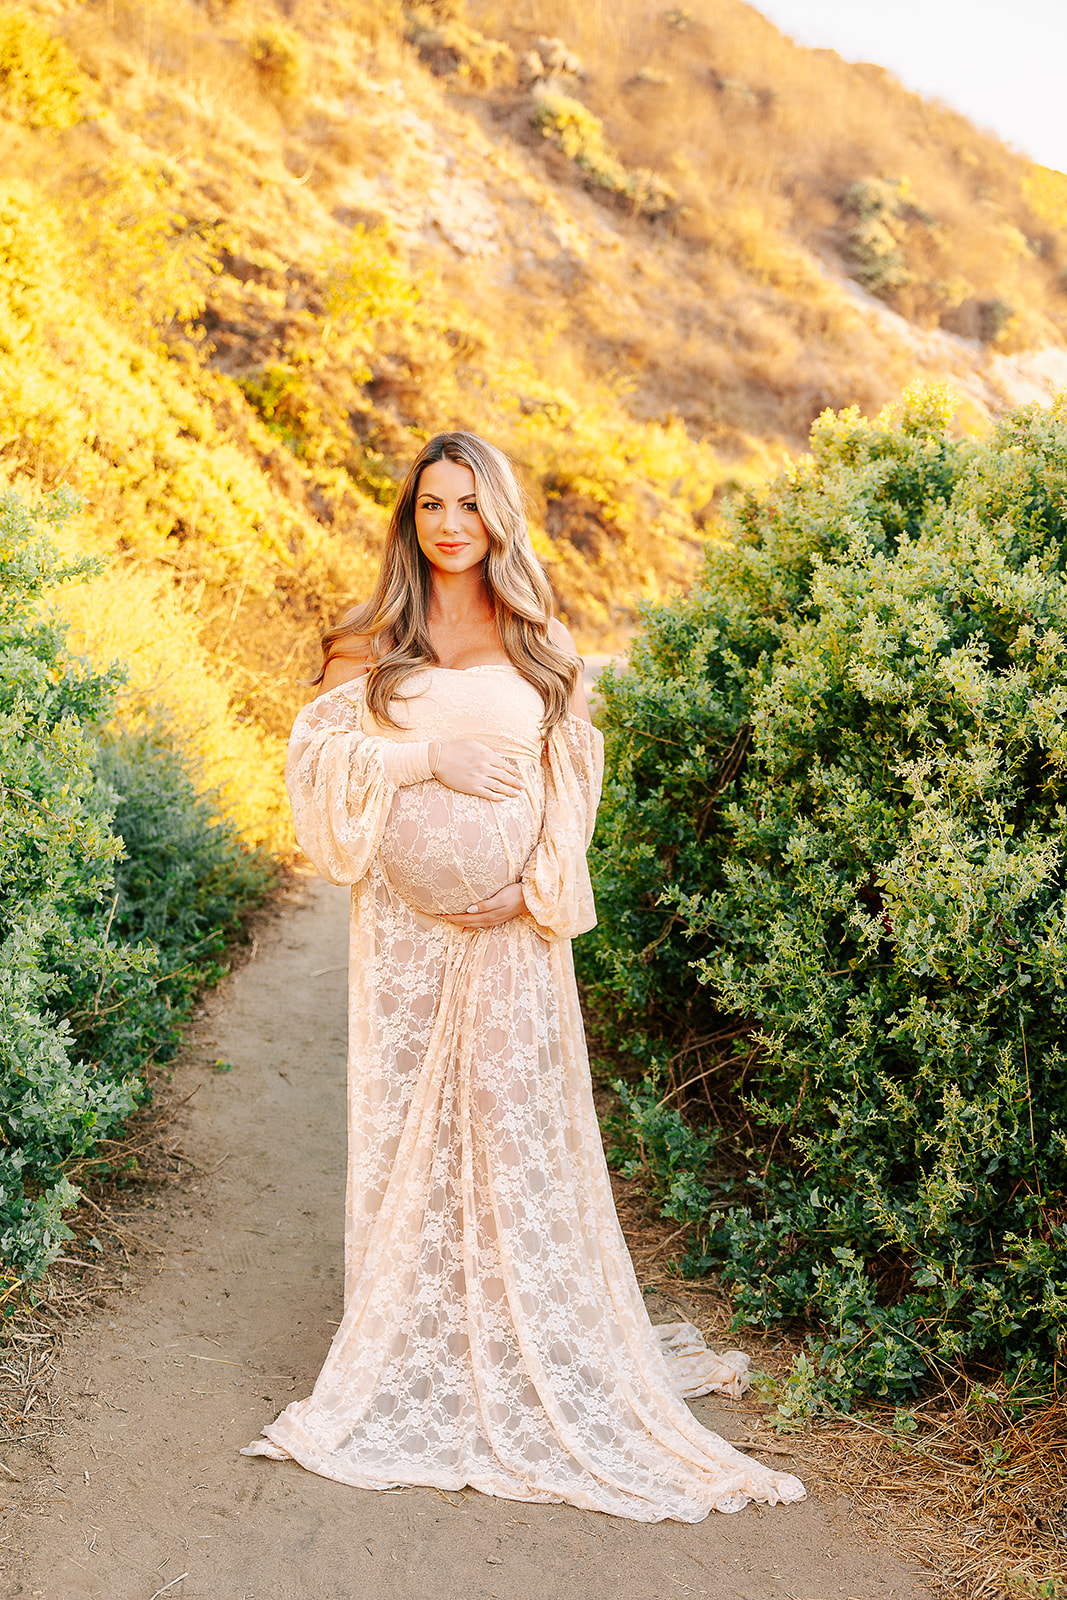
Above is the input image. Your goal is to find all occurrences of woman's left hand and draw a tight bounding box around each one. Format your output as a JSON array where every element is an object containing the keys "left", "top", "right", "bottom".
[{"left": 439, "top": 882, "right": 527, "bottom": 929}]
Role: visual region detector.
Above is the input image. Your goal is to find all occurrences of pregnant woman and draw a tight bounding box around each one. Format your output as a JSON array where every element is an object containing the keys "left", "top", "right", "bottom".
[{"left": 241, "top": 431, "right": 805, "bottom": 1520}]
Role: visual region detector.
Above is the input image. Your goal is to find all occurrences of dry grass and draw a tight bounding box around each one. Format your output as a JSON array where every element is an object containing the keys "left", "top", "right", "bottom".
[
  {"left": 797, "top": 1402, "right": 1067, "bottom": 1600},
  {"left": 479, "top": 0, "right": 1067, "bottom": 354}
]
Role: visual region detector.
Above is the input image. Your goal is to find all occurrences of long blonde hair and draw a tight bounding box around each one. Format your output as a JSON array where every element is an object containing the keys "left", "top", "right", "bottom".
[{"left": 319, "top": 431, "right": 578, "bottom": 730}]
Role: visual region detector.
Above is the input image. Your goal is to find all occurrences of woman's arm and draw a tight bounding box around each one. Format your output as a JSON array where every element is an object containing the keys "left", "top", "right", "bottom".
[
  {"left": 286, "top": 684, "right": 397, "bottom": 884},
  {"left": 520, "top": 710, "right": 604, "bottom": 941}
]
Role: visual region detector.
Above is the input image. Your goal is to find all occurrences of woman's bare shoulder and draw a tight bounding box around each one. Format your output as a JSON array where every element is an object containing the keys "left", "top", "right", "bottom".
[
  {"left": 547, "top": 618, "right": 591, "bottom": 722},
  {"left": 330, "top": 606, "right": 372, "bottom": 652},
  {"left": 547, "top": 617, "right": 581, "bottom": 659},
  {"left": 319, "top": 608, "right": 373, "bottom": 694}
]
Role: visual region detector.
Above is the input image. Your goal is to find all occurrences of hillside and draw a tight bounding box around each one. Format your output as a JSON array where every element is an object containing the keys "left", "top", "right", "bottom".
[{"left": 2, "top": 0, "right": 1066, "bottom": 842}]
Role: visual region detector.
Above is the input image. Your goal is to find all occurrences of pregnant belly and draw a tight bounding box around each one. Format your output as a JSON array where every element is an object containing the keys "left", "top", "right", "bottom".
[{"left": 378, "top": 781, "right": 542, "bottom": 916}]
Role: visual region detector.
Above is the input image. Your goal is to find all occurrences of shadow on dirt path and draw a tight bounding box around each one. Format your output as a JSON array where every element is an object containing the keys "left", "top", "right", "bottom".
[{"left": 4, "top": 877, "right": 932, "bottom": 1600}]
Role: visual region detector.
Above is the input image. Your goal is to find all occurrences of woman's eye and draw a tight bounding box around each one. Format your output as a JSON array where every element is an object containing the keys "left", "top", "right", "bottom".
[{"left": 463, "top": 502, "right": 478, "bottom": 512}]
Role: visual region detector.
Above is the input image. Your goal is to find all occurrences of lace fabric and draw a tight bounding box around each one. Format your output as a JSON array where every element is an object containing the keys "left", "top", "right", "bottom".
[{"left": 242, "top": 669, "right": 805, "bottom": 1521}]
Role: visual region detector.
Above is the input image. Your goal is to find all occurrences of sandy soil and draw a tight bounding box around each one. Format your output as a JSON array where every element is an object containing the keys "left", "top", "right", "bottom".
[{"left": 3, "top": 877, "right": 932, "bottom": 1600}]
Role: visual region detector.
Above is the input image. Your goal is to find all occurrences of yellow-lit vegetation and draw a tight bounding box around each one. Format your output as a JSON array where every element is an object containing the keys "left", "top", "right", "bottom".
[
  {"left": 1, "top": 0, "right": 1063, "bottom": 847},
  {"left": 531, "top": 90, "right": 679, "bottom": 219},
  {"left": 405, "top": 5, "right": 515, "bottom": 91},
  {"left": 0, "top": 4, "right": 86, "bottom": 128}
]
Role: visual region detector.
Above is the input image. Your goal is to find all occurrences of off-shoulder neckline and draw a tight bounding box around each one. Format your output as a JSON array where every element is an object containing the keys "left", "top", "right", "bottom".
[
  {"left": 336, "top": 663, "right": 520, "bottom": 682},
  {"left": 323, "top": 673, "right": 600, "bottom": 736},
  {"left": 430, "top": 662, "right": 519, "bottom": 674},
  {"left": 330, "top": 663, "right": 521, "bottom": 703}
]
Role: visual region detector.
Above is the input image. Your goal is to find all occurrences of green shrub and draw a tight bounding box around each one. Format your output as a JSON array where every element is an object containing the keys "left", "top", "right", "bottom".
[
  {"left": 532, "top": 91, "right": 677, "bottom": 220},
  {"left": 0, "top": 487, "right": 273, "bottom": 1282},
  {"left": 239, "top": 364, "right": 319, "bottom": 458},
  {"left": 59, "top": 718, "right": 275, "bottom": 1085},
  {"left": 409, "top": 0, "right": 466, "bottom": 20},
  {"left": 246, "top": 22, "right": 307, "bottom": 102},
  {"left": 584, "top": 387, "right": 1067, "bottom": 1404},
  {"left": 0, "top": 182, "right": 51, "bottom": 356},
  {"left": 0, "top": 8, "right": 85, "bottom": 130},
  {"left": 0, "top": 487, "right": 140, "bottom": 1278},
  {"left": 405, "top": 10, "right": 515, "bottom": 89},
  {"left": 67, "top": 160, "right": 226, "bottom": 342},
  {"left": 322, "top": 223, "right": 420, "bottom": 351},
  {"left": 844, "top": 176, "right": 923, "bottom": 295},
  {"left": 978, "top": 296, "right": 1019, "bottom": 344}
]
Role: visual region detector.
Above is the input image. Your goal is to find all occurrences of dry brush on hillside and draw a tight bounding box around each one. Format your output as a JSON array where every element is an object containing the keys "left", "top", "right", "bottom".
[{"left": 1, "top": 0, "right": 1065, "bottom": 845}]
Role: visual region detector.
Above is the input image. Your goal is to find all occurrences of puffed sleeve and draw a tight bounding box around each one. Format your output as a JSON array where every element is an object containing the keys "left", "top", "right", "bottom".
[
  {"left": 521, "top": 713, "right": 604, "bottom": 940},
  {"left": 286, "top": 681, "right": 434, "bottom": 885}
]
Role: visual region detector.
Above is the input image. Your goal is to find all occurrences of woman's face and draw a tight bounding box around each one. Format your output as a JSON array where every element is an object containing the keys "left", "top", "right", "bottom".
[{"left": 414, "top": 459, "right": 490, "bottom": 576}]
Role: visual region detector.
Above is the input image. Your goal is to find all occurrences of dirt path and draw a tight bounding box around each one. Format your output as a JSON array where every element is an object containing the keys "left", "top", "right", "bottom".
[{"left": 5, "top": 878, "right": 932, "bottom": 1600}]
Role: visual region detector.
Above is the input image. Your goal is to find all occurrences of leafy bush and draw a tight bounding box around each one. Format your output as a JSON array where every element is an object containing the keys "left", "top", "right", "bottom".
[
  {"left": 60, "top": 717, "right": 275, "bottom": 1087},
  {"left": 68, "top": 159, "right": 227, "bottom": 343},
  {"left": 323, "top": 223, "right": 421, "bottom": 351},
  {"left": 532, "top": 90, "right": 678, "bottom": 220},
  {"left": 844, "top": 176, "right": 918, "bottom": 295},
  {"left": 239, "top": 365, "right": 320, "bottom": 459},
  {"left": 1023, "top": 165, "right": 1067, "bottom": 232},
  {"left": 246, "top": 22, "right": 307, "bottom": 102},
  {"left": 584, "top": 387, "right": 1067, "bottom": 1403},
  {"left": 842, "top": 178, "right": 1022, "bottom": 345},
  {"left": 0, "top": 181, "right": 52, "bottom": 357},
  {"left": 0, "top": 7, "right": 85, "bottom": 130},
  {"left": 0, "top": 488, "right": 136, "bottom": 1277},
  {"left": 405, "top": 9, "right": 515, "bottom": 89},
  {"left": 978, "top": 296, "right": 1019, "bottom": 345},
  {"left": 0, "top": 487, "right": 272, "bottom": 1282}
]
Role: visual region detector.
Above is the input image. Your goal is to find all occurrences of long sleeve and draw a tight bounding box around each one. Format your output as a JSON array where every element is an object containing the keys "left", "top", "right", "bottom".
[
  {"left": 286, "top": 682, "right": 432, "bottom": 885},
  {"left": 521, "top": 713, "right": 604, "bottom": 941}
]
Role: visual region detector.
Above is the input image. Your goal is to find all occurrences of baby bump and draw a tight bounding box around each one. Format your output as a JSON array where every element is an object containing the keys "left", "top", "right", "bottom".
[{"left": 378, "top": 781, "right": 542, "bottom": 916}]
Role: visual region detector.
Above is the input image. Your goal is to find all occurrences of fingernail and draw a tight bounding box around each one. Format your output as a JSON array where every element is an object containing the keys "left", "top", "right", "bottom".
[{"left": 466, "top": 905, "right": 478, "bottom": 913}]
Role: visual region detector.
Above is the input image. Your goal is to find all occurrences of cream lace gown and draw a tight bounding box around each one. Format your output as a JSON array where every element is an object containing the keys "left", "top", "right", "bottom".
[{"left": 241, "top": 666, "right": 805, "bottom": 1521}]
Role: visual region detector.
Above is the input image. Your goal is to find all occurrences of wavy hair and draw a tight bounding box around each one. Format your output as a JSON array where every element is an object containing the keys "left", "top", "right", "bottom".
[{"left": 318, "top": 431, "right": 578, "bottom": 730}]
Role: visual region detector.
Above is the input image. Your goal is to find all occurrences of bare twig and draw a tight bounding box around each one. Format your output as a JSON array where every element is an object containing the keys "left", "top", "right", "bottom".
[
  {"left": 90, "top": 894, "right": 120, "bottom": 1015},
  {"left": 148, "top": 1575, "right": 189, "bottom": 1600}
]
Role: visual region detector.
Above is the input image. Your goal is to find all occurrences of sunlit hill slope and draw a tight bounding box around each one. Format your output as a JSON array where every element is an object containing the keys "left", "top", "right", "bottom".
[{"left": 2, "top": 0, "right": 1066, "bottom": 842}]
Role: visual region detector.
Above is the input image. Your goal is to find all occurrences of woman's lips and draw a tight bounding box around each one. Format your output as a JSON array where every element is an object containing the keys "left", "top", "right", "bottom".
[{"left": 437, "top": 542, "right": 467, "bottom": 552}]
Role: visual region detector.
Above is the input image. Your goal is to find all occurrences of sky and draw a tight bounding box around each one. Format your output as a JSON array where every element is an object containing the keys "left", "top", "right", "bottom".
[{"left": 751, "top": 0, "right": 1067, "bottom": 175}]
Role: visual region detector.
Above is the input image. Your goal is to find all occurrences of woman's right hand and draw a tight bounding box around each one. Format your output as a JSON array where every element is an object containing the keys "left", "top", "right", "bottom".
[{"left": 433, "top": 739, "right": 523, "bottom": 800}]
